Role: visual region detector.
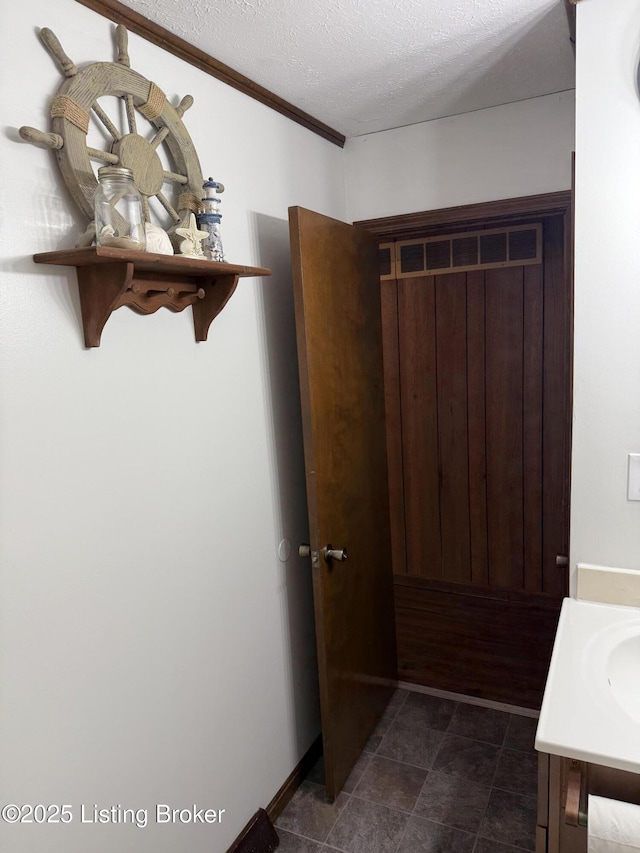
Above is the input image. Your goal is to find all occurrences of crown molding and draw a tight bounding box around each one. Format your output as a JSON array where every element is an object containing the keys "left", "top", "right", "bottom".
[{"left": 74, "top": 0, "right": 346, "bottom": 147}]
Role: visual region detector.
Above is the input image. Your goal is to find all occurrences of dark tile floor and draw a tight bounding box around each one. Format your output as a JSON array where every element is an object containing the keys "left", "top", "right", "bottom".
[{"left": 275, "top": 689, "right": 539, "bottom": 853}]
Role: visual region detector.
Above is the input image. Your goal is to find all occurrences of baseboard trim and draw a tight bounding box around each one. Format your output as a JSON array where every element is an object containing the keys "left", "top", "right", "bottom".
[
  {"left": 226, "top": 808, "right": 278, "bottom": 853},
  {"left": 225, "top": 733, "right": 323, "bottom": 853},
  {"left": 266, "top": 733, "right": 323, "bottom": 822},
  {"left": 398, "top": 680, "right": 539, "bottom": 719}
]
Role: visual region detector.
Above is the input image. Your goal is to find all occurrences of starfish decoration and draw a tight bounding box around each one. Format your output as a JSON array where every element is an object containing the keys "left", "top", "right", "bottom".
[{"left": 175, "top": 213, "right": 209, "bottom": 259}]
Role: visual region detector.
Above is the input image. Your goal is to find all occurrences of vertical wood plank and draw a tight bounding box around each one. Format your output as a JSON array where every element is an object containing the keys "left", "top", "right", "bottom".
[
  {"left": 542, "top": 216, "right": 570, "bottom": 598},
  {"left": 435, "top": 273, "right": 471, "bottom": 583},
  {"left": 467, "top": 270, "right": 489, "bottom": 585},
  {"left": 381, "top": 278, "right": 407, "bottom": 575},
  {"left": 524, "top": 262, "right": 544, "bottom": 593},
  {"left": 398, "top": 276, "right": 442, "bottom": 578},
  {"left": 485, "top": 266, "right": 525, "bottom": 589}
]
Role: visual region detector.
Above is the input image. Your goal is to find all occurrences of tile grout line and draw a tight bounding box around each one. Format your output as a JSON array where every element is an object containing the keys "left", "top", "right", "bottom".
[
  {"left": 393, "top": 698, "right": 469, "bottom": 853},
  {"left": 409, "top": 699, "right": 533, "bottom": 852},
  {"left": 394, "top": 688, "right": 434, "bottom": 853},
  {"left": 405, "top": 700, "right": 524, "bottom": 853},
  {"left": 323, "top": 687, "right": 412, "bottom": 853},
  {"left": 473, "top": 711, "right": 510, "bottom": 852},
  {"left": 369, "top": 687, "right": 423, "bottom": 853},
  {"left": 276, "top": 777, "right": 351, "bottom": 851},
  {"left": 411, "top": 697, "right": 480, "bottom": 853},
  {"left": 284, "top": 691, "right": 535, "bottom": 852},
  {"left": 371, "top": 695, "right": 502, "bottom": 852},
  {"left": 279, "top": 826, "right": 344, "bottom": 850},
  {"left": 479, "top": 715, "right": 537, "bottom": 852},
  {"left": 367, "top": 687, "right": 413, "bottom": 853}
]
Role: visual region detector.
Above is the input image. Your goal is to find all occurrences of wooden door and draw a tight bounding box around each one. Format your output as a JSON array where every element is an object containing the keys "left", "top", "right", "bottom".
[
  {"left": 383, "top": 212, "right": 571, "bottom": 708},
  {"left": 289, "top": 207, "right": 397, "bottom": 799}
]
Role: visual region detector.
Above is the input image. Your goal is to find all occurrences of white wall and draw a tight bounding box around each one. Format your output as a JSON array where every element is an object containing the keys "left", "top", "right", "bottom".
[
  {"left": 570, "top": 0, "right": 640, "bottom": 582},
  {"left": 0, "top": 3, "right": 585, "bottom": 850},
  {"left": 344, "top": 91, "right": 575, "bottom": 222},
  {"left": 0, "top": 2, "right": 345, "bottom": 851}
]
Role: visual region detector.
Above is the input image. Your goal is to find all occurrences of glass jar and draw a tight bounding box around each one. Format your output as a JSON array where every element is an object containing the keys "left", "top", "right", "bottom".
[{"left": 94, "top": 166, "right": 146, "bottom": 251}]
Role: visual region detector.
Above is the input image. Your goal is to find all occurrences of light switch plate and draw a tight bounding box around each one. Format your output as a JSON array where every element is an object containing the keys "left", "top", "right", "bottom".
[{"left": 627, "top": 453, "right": 640, "bottom": 500}]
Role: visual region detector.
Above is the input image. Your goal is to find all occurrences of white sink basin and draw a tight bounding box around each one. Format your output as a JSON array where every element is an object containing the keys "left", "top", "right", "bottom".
[
  {"left": 536, "top": 598, "right": 640, "bottom": 773},
  {"left": 590, "top": 618, "right": 640, "bottom": 724}
]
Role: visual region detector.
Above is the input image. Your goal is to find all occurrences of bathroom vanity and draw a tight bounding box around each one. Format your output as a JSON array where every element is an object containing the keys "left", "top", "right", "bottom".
[
  {"left": 536, "top": 753, "right": 640, "bottom": 852},
  {"left": 535, "top": 597, "right": 640, "bottom": 852}
]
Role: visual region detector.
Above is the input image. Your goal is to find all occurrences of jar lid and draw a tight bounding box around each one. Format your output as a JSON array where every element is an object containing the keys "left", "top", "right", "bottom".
[{"left": 97, "top": 166, "right": 134, "bottom": 179}]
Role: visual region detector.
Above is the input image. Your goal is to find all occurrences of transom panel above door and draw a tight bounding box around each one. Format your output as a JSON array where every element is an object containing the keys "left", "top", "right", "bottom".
[{"left": 381, "top": 223, "right": 542, "bottom": 280}]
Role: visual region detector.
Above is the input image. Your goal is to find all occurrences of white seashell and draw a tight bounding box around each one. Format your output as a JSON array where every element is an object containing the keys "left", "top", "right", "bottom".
[{"left": 145, "top": 223, "right": 174, "bottom": 255}]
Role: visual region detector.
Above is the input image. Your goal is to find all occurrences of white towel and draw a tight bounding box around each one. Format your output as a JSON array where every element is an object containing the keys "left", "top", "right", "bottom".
[{"left": 589, "top": 795, "right": 640, "bottom": 852}]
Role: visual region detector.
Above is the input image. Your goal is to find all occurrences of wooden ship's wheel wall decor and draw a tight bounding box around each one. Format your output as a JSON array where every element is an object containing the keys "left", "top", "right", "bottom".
[
  {"left": 19, "top": 23, "right": 271, "bottom": 348},
  {"left": 20, "top": 25, "right": 204, "bottom": 244}
]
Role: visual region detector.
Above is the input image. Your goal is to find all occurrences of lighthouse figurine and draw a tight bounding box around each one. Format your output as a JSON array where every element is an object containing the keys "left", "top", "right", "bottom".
[{"left": 197, "top": 177, "right": 226, "bottom": 262}]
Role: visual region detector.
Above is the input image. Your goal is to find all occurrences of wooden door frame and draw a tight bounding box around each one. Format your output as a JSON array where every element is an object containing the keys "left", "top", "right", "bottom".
[
  {"left": 356, "top": 190, "right": 574, "bottom": 584},
  {"left": 355, "top": 190, "right": 572, "bottom": 240},
  {"left": 357, "top": 192, "right": 574, "bottom": 706}
]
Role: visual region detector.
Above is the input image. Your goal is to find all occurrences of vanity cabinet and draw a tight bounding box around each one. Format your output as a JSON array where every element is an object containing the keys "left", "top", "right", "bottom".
[
  {"left": 535, "top": 597, "right": 640, "bottom": 852},
  {"left": 537, "top": 753, "right": 640, "bottom": 853},
  {"left": 537, "top": 754, "right": 586, "bottom": 853}
]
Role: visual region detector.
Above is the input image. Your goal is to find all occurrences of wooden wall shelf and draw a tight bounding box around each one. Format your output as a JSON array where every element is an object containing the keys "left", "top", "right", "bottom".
[{"left": 34, "top": 246, "right": 271, "bottom": 347}]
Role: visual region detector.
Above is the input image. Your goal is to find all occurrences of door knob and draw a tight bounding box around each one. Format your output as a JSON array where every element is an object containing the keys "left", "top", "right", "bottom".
[
  {"left": 323, "top": 544, "right": 347, "bottom": 563},
  {"left": 299, "top": 543, "right": 311, "bottom": 558},
  {"left": 556, "top": 554, "right": 569, "bottom": 568}
]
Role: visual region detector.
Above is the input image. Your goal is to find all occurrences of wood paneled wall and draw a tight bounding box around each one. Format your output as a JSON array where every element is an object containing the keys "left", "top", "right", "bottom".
[{"left": 380, "top": 205, "right": 572, "bottom": 709}]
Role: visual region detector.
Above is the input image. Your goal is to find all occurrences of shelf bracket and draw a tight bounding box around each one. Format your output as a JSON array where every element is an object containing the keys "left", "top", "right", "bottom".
[
  {"left": 77, "top": 265, "right": 240, "bottom": 346},
  {"left": 77, "top": 261, "right": 134, "bottom": 347},
  {"left": 33, "top": 247, "right": 270, "bottom": 347},
  {"left": 193, "top": 274, "right": 240, "bottom": 342}
]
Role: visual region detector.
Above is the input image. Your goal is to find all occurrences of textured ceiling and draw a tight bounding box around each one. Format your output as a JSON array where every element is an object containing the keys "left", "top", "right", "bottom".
[{"left": 122, "top": 0, "right": 575, "bottom": 138}]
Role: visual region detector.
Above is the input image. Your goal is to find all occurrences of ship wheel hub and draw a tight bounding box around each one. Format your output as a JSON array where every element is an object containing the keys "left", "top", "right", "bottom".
[{"left": 112, "top": 133, "right": 164, "bottom": 197}]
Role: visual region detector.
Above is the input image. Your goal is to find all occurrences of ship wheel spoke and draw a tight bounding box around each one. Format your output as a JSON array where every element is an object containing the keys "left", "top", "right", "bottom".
[
  {"left": 162, "top": 170, "right": 188, "bottom": 185},
  {"left": 92, "top": 102, "right": 122, "bottom": 141},
  {"left": 156, "top": 192, "right": 180, "bottom": 224},
  {"left": 125, "top": 96, "right": 137, "bottom": 135},
  {"left": 87, "top": 147, "right": 119, "bottom": 164},
  {"left": 150, "top": 127, "right": 170, "bottom": 150},
  {"left": 141, "top": 196, "right": 150, "bottom": 223}
]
